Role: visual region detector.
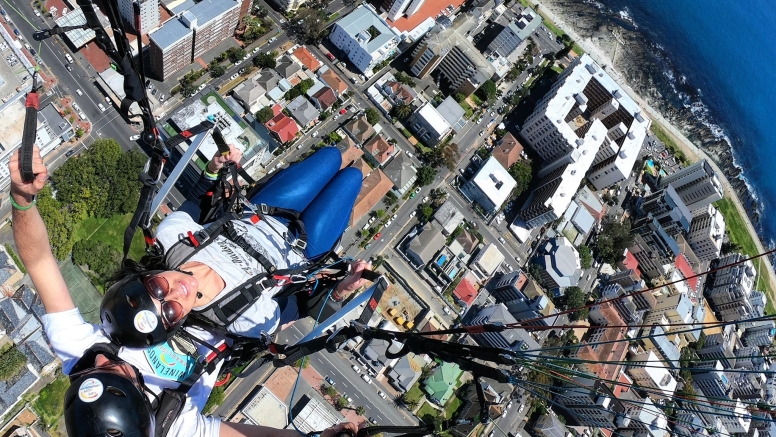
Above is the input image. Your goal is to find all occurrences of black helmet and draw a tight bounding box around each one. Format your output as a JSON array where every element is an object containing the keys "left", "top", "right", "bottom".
[
  {"left": 65, "top": 348, "right": 155, "bottom": 437},
  {"left": 101, "top": 273, "right": 169, "bottom": 347}
]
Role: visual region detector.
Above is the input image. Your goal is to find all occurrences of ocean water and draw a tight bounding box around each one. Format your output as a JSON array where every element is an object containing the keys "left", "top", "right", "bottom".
[{"left": 549, "top": 0, "right": 776, "bottom": 249}]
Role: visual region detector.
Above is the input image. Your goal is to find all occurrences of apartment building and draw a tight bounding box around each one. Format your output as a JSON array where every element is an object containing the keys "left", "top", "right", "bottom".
[
  {"left": 329, "top": 6, "right": 399, "bottom": 74},
  {"left": 640, "top": 184, "right": 692, "bottom": 236},
  {"left": 627, "top": 215, "right": 681, "bottom": 279},
  {"left": 686, "top": 204, "right": 726, "bottom": 262},
  {"left": 658, "top": 159, "right": 724, "bottom": 215},
  {"left": 626, "top": 352, "right": 677, "bottom": 398},
  {"left": 189, "top": 0, "right": 241, "bottom": 60},
  {"left": 706, "top": 253, "right": 762, "bottom": 322},
  {"left": 521, "top": 54, "right": 648, "bottom": 190},
  {"left": 149, "top": 19, "right": 194, "bottom": 80},
  {"left": 118, "top": 0, "right": 160, "bottom": 33},
  {"left": 461, "top": 156, "right": 516, "bottom": 214}
]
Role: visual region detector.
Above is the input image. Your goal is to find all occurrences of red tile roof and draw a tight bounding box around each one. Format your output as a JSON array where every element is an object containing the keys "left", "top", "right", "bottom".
[
  {"left": 320, "top": 69, "right": 349, "bottom": 96},
  {"left": 265, "top": 113, "right": 299, "bottom": 143},
  {"left": 313, "top": 87, "right": 337, "bottom": 111},
  {"left": 387, "top": 0, "right": 466, "bottom": 32},
  {"left": 453, "top": 277, "right": 478, "bottom": 306},
  {"left": 674, "top": 253, "right": 698, "bottom": 293},
  {"left": 271, "top": 104, "right": 283, "bottom": 116},
  {"left": 492, "top": 132, "right": 523, "bottom": 169},
  {"left": 293, "top": 46, "right": 321, "bottom": 72},
  {"left": 350, "top": 169, "right": 393, "bottom": 225},
  {"left": 618, "top": 249, "right": 640, "bottom": 278},
  {"left": 364, "top": 135, "right": 395, "bottom": 165}
]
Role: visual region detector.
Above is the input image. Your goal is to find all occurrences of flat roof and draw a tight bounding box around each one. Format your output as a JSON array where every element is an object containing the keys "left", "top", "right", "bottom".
[
  {"left": 336, "top": 6, "right": 398, "bottom": 54},
  {"left": 189, "top": 0, "right": 240, "bottom": 27},
  {"left": 471, "top": 156, "right": 516, "bottom": 209},
  {"left": 242, "top": 387, "right": 288, "bottom": 428},
  {"left": 149, "top": 18, "right": 191, "bottom": 50},
  {"left": 417, "top": 102, "right": 450, "bottom": 135}
]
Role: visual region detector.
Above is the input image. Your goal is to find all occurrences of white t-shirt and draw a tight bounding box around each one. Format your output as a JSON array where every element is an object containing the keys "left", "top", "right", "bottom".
[
  {"left": 43, "top": 308, "right": 222, "bottom": 437},
  {"left": 156, "top": 211, "right": 306, "bottom": 338}
]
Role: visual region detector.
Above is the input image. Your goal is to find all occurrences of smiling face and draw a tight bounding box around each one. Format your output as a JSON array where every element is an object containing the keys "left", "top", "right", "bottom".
[{"left": 145, "top": 270, "right": 200, "bottom": 328}]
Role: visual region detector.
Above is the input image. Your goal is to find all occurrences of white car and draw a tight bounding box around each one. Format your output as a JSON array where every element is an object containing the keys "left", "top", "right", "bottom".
[
  {"left": 351, "top": 364, "right": 361, "bottom": 373},
  {"left": 105, "top": 96, "right": 111, "bottom": 103},
  {"left": 360, "top": 374, "right": 372, "bottom": 384},
  {"left": 385, "top": 220, "right": 392, "bottom": 227},
  {"left": 391, "top": 213, "right": 397, "bottom": 220},
  {"left": 230, "top": 73, "right": 239, "bottom": 80},
  {"left": 97, "top": 103, "right": 106, "bottom": 112},
  {"left": 409, "top": 211, "right": 416, "bottom": 218},
  {"left": 518, "top": 404, "right": 525, "bottom": 413},
  {"left": 378, "top": 391, "right": 387, "bottom": 400},
  {"left": 312, "top": 131, "right": 319, "bottom": 137},
  {"left": 76, "top": 89, "right": 83, "bottom": 96},
  {"left": 405, "top": 151, "right": 413, "bottom": 158},
  {"left": 443, "top": 306, "right": 451, "bottom": 315},
  {"left": 498, "top": 237, "right": 506, "bottom": 244},
  {"left": 130, "top": 134, "right": 141, "bottom": 141},
  {"left": 253, "top": 47, "right": 261, "bottom": 53},
  {"left": 422, "top": 196, "right": 429, "bottom": 203}
]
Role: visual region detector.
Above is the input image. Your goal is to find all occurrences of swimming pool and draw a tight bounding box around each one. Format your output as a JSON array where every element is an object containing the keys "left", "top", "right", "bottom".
[{"left": 437, "top": 255, "right": 447, "bottom": 266}]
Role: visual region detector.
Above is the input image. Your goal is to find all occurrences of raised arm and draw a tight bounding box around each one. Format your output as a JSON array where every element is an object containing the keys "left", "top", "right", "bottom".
[{"left": 9, "top": 146, "right": 75, "bottom": 313}]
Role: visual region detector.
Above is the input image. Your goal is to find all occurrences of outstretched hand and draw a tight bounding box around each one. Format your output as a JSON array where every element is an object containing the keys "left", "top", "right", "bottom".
[
  {"left": 334, "top": 260, "right": 373, "bottom": 299},
  {"left": 207, "top": 143, "right": 243, "bottom": 173},
  {"left": 9, "top": 145, "right": 48, "bottom": 204},
  {"left": 321, "top": 422, "right": 359, "bottom": 437}
]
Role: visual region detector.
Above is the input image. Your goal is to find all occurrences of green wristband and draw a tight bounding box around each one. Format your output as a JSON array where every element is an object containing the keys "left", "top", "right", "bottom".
[{"left": 10, "top": 195, "right": 36, "bottom": 211}]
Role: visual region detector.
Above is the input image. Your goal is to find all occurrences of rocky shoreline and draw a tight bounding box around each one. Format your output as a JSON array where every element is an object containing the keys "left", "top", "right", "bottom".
[{"left": 531, "top": 0, "right": 767, "bottom": 248}]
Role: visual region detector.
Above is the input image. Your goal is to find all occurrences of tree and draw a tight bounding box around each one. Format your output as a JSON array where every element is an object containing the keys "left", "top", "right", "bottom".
[
  {"left": 425, "top": 143, "right": 461, "bottom": 172},
  {"left": 453, "top": 92, "right": 466, "bottom": 103},
  {"left": 0, "top": 346, "right": 26, "bottom": 381},
  {"left": 365, "top": 108, "right": 380, "bottom": 125},
  {"left": 253, "top": 51, "right": 278, "bottom": 69},
  {"left": 596, "top": 217, "right": 634, "bottom": 264},
  {"left": 420, "top": 205, "right": 433, "bottom": 222},
  {"left": 394, "top": 71, "right": 416, "bottom": 87},
  {"left": 476, "top": 79, "right": 497, "bottom": 102},
  {"left": 505, "top": 67, "right": 521, "bottom": 82},
  {"left": 295, "top": 8, "right": 329, "bottom": 43},
  {"left": 563, "top": 286, "right": 589, "bottom": 321},
  {"left": 420, "top": 364, "right": 435, "bottom": 379},
  {"left": 417, "top": 166, "right": 436, "bottom": 186},
  {"left": 375, "top": 209, "right": 386, "bottom": 219},
  {"left": 227, "top": 47, "right": 247, "bottom": 63},
  {"left": 36, "top": 184, "right": 76, "bottom": 260},
  {"left": 298, "top": 78, "right": 315, "bottom": 94},
  {"left": 75, "top": 127, "right": 84, "bottom": 138},
  {"left": 256, "top": 106, "right": 275, "bottom": 123},
  {"left": 355, "top": 406, "right": 366, "bottom": 416},
  {"left": 391, "top": 102, "right": 412, "bottom": 119},
  {"left": 578, "top": 244, "right": 592, "bottom": 269},
  {"left": 508, "top": 160, "right": 533, "bottom": 196},
  {"left": 210, "top": 64, "right": 227, "bottom": 78},
  {"left": 335, "top": 397, "right": 349, "bottom": 410},
  {"left": 721, "top": 240, "right": 741, "bottom": 255},
  {"left": 384, "top": 191, "right": 398, "bottom": 206}
]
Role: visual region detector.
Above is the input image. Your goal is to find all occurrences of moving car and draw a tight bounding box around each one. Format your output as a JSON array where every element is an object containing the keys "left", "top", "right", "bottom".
[
  {"left": 65, "top": 150, "right": 75, "bottom": 157},
  {"left": 97, "top": 103, "right": 106, "bottom": 112},
  {"left": 76, "top": 89, "right": 83, "bottom": 96}
]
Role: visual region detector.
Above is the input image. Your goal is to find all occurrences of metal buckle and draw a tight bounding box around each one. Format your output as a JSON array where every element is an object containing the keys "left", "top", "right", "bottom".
[
  {"left": 260, "top": 203, "right": 270, "bottom": 214},
  {"left": 292, "top": 239, "right": 307, "bottom": 251},
  {"left": 289, "top": 274, "right": 309, "bottom": 284}
]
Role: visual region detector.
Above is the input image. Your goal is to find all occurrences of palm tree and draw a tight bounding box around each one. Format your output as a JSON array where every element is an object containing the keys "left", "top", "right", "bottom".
[
  {"left": 404, "top": 399, "right": 420, "bottom": 410},
  {"left": 355, "top": 405, "right": 366, "bottom": 416},
  {"left": 392, "top": 102, "right": 413, "bottom": 119},
  {"left": 420, "top": 364, "right": 435, "bottom": 379}
]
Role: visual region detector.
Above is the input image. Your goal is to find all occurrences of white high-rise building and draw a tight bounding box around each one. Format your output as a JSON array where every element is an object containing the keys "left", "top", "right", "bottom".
[
  {"left": 118, "top": 0, "right": 160, "bottom": 34},
  {"left": 520, "top": 54, "right": 649, "bottom": 190},
  {"left": 658, "top": 159, "right": 724, "bottom": 215},
  {"left": 626, "top": 352, "right": 677, "bottom": 398},
  {"left": 686, "top": 204, "right": 726, "bottom": 262}
]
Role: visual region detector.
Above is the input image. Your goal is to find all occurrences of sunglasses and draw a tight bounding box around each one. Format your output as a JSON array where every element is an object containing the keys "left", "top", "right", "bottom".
[
  {"left": 71, "top": 359, "right": 145, "bottom": 394},
  {"left": 142, "top": 275, "right": 186, "bottom": 327}
]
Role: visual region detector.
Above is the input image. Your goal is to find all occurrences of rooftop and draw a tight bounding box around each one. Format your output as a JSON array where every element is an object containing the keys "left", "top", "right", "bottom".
[
  {"left": 387, "top": 0, "right": 467, "bottom": 33},
  {"left": 492, "top": 132, "right": 523, "bottom": 170},
  {"left": 453, "top": 276, "right": 479, "bottom": 306},
  {"left": 149, "top": 17, "right": 192, "bottom": 50},
  {"left": 415, "top": 102, "right": 451, "bottom": 137},
  {"left": 336, "top": 6, "right": 399, "bottom": 54},
  {"left": 293, "top": 46, "right": 322, "bottom": 72},
  {"left": 537, "top": 236, "right": 582, "bottom": 288},
  {"left": 188, "top": 0, "right": 240, "bottom": 27},
  {"left": 351, "top": 169, "right": 394, "bottom": 224},
  {"left": 241, "top": 387, "right": 288, "bottom": 428},
  {"left": 286, "top": 95, "right": 320, "bottom": 126},
  {"left": 469, "top": 156, "right": 516, "bottom": 210}
]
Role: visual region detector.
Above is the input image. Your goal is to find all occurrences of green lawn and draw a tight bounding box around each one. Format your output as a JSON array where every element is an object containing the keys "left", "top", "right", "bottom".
[
  {"left": 650, "top": 122, "right": 690, "bottom": 166},
  {"left": 416, "top": 401, "right": 438, "bottom": 421},
  {"left": 715, "top": 197, "right": 776, "bottom": 314},
  {"left": 444, "top": 395, "right": 462, "bottom": 419},
  {"left": 405, "top": 382, "right": 426, "bottom": 404},
  {"left": 32, "top": 374, "right": 70, "bottom": 430},
  {"left": 551, "top": 65, "right": 564, "bottom": 73},
  {"left": 74, "top": 214, "right": 147, "bottom": 261},
  {"left": 458, "top": 99, "right": 474, "bottom": 119}
]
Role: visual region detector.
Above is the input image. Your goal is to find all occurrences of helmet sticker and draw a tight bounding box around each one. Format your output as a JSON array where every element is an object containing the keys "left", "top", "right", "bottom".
[
  {"left": 134, "top": 310, "right": 158, "bottom": 333},
  {"left": 78, "top": 378, "right": 104, "bottom": 403}
]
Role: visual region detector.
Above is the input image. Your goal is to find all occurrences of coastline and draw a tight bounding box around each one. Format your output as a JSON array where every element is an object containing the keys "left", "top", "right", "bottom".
[{"left": 527, "top": 1, "right": 776, "bottom": 303}]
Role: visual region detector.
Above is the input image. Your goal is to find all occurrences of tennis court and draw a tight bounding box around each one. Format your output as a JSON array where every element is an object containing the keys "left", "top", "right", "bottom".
[{"left": 60, "top": 259, "right": 102, "bottom": 324}]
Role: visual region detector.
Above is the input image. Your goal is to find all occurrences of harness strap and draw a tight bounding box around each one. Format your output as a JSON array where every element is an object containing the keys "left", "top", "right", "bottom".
[
  {"left": 19, "top": 74, "right": 41, "bottom": 183},
  {"left": 163, "top": 213, "right": 238, "bottom": 268},
  {"left": 207, "top": 274, "right": 276, "bottom": 325},
  {"left": 223, "top": 221, "right": 276, "bottom": 273}
]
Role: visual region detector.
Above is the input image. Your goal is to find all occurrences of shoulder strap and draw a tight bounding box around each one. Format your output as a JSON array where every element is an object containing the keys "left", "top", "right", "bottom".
[
  {"left": 163, "top": 213, "right": 238, "bottom": 269},
  {"left": 193, "top": 273, "right": 277, "bottom": 326}
]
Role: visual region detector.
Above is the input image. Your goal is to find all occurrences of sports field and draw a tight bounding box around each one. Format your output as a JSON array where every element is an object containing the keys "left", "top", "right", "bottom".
[{"left": 59, "top": 259, "right": 102, "bottom": 324}]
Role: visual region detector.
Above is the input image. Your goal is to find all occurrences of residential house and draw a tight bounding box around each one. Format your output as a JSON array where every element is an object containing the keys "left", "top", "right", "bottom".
[
  {"left": 363, "top": 135, "right": 396, "bottom": 167},
  {"left": 382, "top": 80, "right": 417, "bottom": 106},
  {"left": 232, "top": 76, "right": 267, "bottom": 113},
  {"left": 265, "top": 113, "right": 299, "bottom": 143},
  {"left": 255, "top": 69, "right": 282, "bottom": 96},
  {"left": 337, "top": 137, "right": 364, "bottom": 168},
  {"left": 469, "top": 243, "right": 505, "bottom": 282},
  {"left": 350, "top": 169, "right": 394, "bottom": 224},
  {"left": 406, "top": 222, "right": 446, "bottom": 267},
  {"left": 449, "top": 229, "right": 478, "bottom": 259},
  {"left": 319, "top": 68, "right": 349, "bottom": 98},
  {"left": 345, "top": 116, "right": 376, "bottom": 144},
  {"left": 435, "top": 96, "right": 467, "bottom": 133},
  {"left": 293, "top": 46, "right": 321, "bottom": 72},
  {"left": 433, "top": 200, "right": 465, "bottom": 235},
  {"left": 275, "top": 55, "right": 302, "bottom": 80},
  {"left": 423, "top": 362, "right": 463, "bottom": 405},
  {"left": 453, "top": 276, "right": 479, "bottom": 307},
  {"left": 286, "top": 95, "right": 320, "bottom": 128},
  {"left": 382, "top": 152, "right": 417, "bottom": 194},
  {"left": 491, "top": 132, "right": 523, "bottom": 170},
  {"left": 311, "top": 87, "right": 337, "bottom": 112},
  {"left": 387, "top": 353, "right": 424, "bottom": 392}
]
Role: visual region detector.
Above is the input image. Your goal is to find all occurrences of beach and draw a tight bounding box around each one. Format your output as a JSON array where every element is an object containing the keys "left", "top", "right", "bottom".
[{"left": 528, "top": 0, "right": 776, "bottom": 299}]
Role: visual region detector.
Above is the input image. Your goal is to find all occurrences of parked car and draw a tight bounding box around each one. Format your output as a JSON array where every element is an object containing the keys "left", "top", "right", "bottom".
[
  {"left": 130, "top": 134, "right": 141, "bottom": 141},
  {"left": 518, "top": 404, "right": 525, "bottom": 413},
  {"left": 312, "top": 131, "right": 319, "bottom": 138},
  {"left": 13, "top": 29, "right": 19, "bottom": 35},
  {"left": 409, "top": 211, "right": 416, "bottom": 218},
  {"left": 325, "top": 376, "right": 335, "bottom": 385},
  {"left": 369, "top": 418, "right": 377, "bottom": 425},
  {"left": 377, "top": 391, "right": 387, "bottom": 400},
  {"left": 351, "top": 364, "right": 361, "bottom": 373},
  {"left": 414, "top": 187, "right": 421, "bottom": 194},
  {"left": 443, "top": 306, "right": 451, "bottom": 315},
  {"left": 373, "top": 233, "right": 381, "bottom": 240},
  {"left": 76, "top": 89, "right": 83, "bottom": 96},
  {"left": 360, "top": 374, "right": 372, "bottom": 384},
  {"left": 339, "top": 108, "right": 347, "bottom": 115},
  {"left": 326, "top": 52, "right": 335, "bottom": 61},
  {"left": 498, "top": 237, "right": 506, "bottom": 244},
  {"left": 97, "top": 103, "right": 106, "bottom": 112},
  {"left": 391, "top": 213, "right": 397, "bottom": 220}
]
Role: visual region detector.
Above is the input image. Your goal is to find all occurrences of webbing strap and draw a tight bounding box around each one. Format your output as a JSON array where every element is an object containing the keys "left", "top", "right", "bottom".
[
  {"left": 207, "top": 274, "right": 276, "bottom": 325},
  {"left": 20, "top": 85, "right": 39, "bottom": 183},
  {"left": 223, "top": 221, "right": 276, "bottom": 273}
]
